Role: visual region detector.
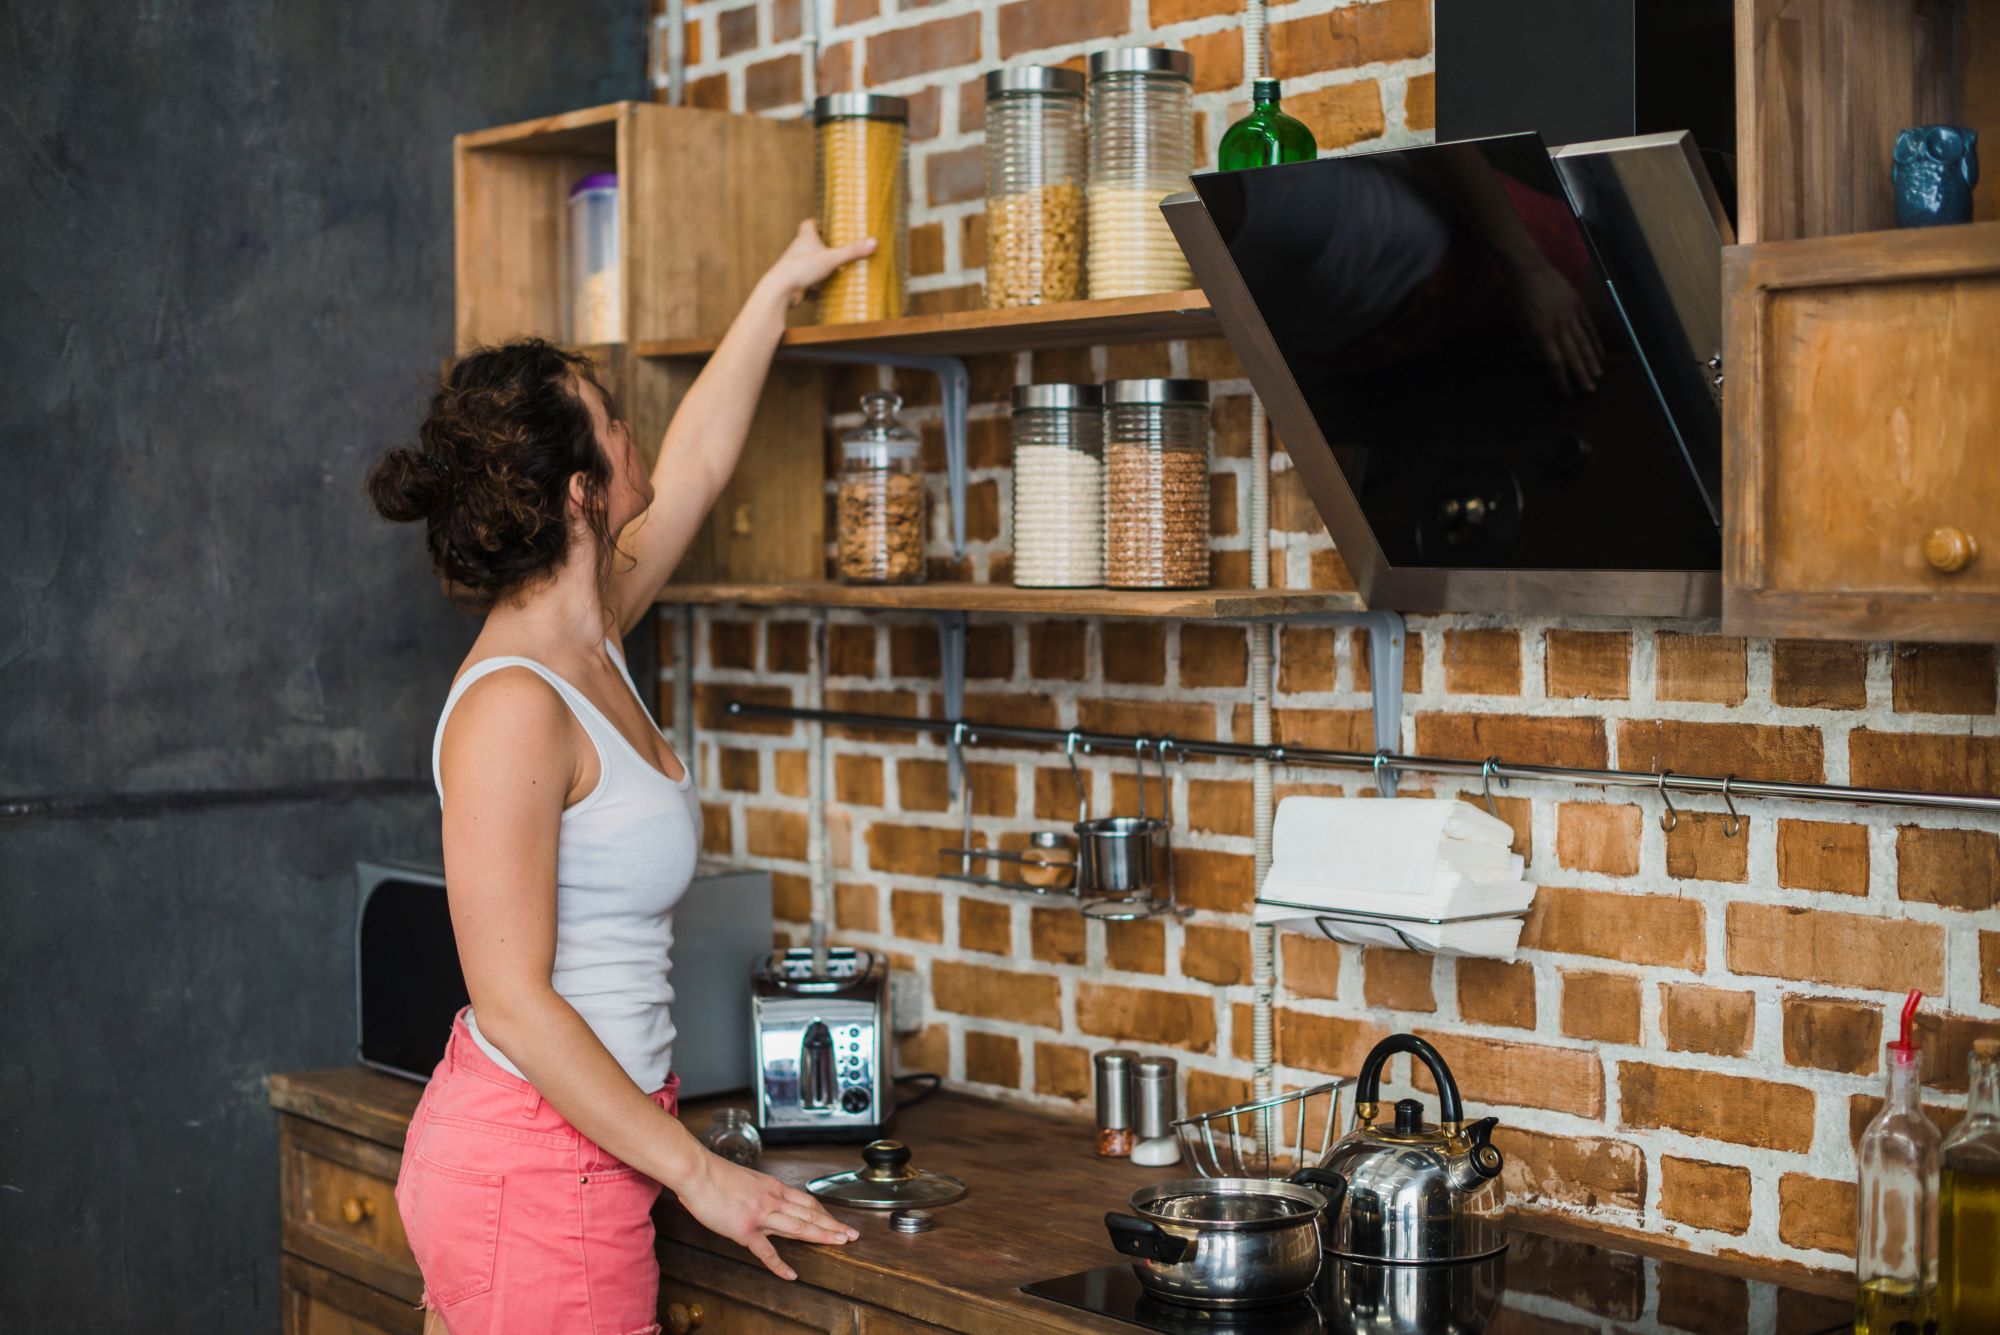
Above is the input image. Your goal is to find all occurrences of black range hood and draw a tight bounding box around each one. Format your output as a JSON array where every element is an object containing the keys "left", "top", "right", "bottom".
[{"left": 1164, "top": 131, "right": 1731, "bottom": 617}]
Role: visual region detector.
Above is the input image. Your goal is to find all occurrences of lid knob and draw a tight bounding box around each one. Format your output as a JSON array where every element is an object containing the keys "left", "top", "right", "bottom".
[
  {"left": 1393, "top": 1099, "right": 1424, "bottom": 1134},
  {"left": 862, "top": 1139, "right": 912, "bottom": 1170}
]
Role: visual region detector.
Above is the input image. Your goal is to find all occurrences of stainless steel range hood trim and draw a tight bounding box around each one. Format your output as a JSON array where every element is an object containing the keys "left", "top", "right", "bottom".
[{"left": 1162, "top": 189, "right": 1722, "bottom": 619}]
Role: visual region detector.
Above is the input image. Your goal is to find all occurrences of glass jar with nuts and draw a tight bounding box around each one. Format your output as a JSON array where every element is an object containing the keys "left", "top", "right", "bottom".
[
  {"left": 1104, "top": 379, "right": 1211, "bottom": 589},
  {"left": 837, "top": 391, "right": 927, "bottom": 585},
  {"left": 983, "top": 67, "right": 1086, "bottom": 309}
]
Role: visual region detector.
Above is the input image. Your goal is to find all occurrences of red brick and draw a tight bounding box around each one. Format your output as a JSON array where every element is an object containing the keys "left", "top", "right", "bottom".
[
  {"left": 1352, "top": 626, "right": 1424, "bottom": 693},
  {"left": 743, "top": 53, "right": 802, "bottom": 112},
  {"left": 1778, "top": 1175, "right": 1856, "bottom": 1257},
  {"left": 890, "top": 889, "right": 943, "bottom": 943},
  {"left": 960, "top": 688, "right": 1061, "bottom": 730},
  {"left": 898, "top": 1023, "right": 946, "bottom": 1072},
  {"left": 1078, "top": 982, "right": 1217, "bottom": 1053},
  {"left": 903, "top": 84, "right": 941, "bottom": 140},
  {"left": 1557, "top": 802, "right": 1641, "bottom": 876},
  {"left": 745, "top": 807, "right": 807, "bottom": 860},
  {"left": 1028, "top": 621, "right": 1087, "bottom": 680},
  {"left": 1776, "top": 819, "right": 1869, "bottom": 895},
  {"left": 825, "top": 688, "right": 920, "bottom": 742},
  {"left": 1034, "top": 1042, "right": 1091, "bottom": 1100},
  {"left": 964, "top": 1031, "right": 1021, "bottom": 1087},
  {"left": 1544, "top": 630, "right": 1631, "bottom": 699},
  {"left": 834, "top": 0, "right": 876, "bottom": 23},
  {"left": 1457, "top": 959, "right": 1537, "bottom": 1030},
  {"left": 1656, "top": 633, "right": 1748, "bottom": 704},
  {"left": 958, "top": 898, "right": 1012, "bottom": 955},
  {"left": 924, "top": 144, "right": 984, "bottom": 209},
  {"left": 1726, "top": 901, "right": 1945, "bottom": 993},
  {"left": 1413, "top": 1032, "right": 1604, "bottom": 1117},
  {"left": 1279, "top": 626, "right": 1335, "bottom": 693},
  {"left": 864, "top": 821, "right": 956, "bottom": 876},
  {"left": 1772, "top": 640, "right": 1869, "bottom": 709},
  {"left": 1278, "top": 1009, "right": 1390, "bottom": 1076},
  {"left": 1560, "top": 971, "right": 1641, "bottom": 1045},
  {"left": 1269, "top": 0, "right": 1431, "bottom": 81},
  {"left": 717, "top": 5, "right": 758, "bottom": 56},
  {"left": 718, "top": 747, "right": 761, "bottom": 792},
  {"left": 1617, "top": 719, "right": 1824, "bottom": 785},
  {"left": 1183, "top": 28, "right": 1244, "bottom": 95},
  {"left": 1182, "top": 924, "right": 1251, "bottom": 985},
  {"left": 685, "top": 72, "right": 730, "bottom": 110},
  {"left": 1180, "top": 625, "right": 1248, "bottom": 688},
  {"left": 1104, "top": 341, "right": 1172, "bottom": 380},
  {"left": 1444, "top": 629, "right": 1523, "bottom": 695},
  {"left": 1665, "top": 811, "right": 1751, "bottom": 883},
  {"left": 908, "top": 220, "right": 946, "bottom": 278},
  {"left": 1522, "top": 887, "right": 1706, "bottom": 970},
  {"left": 708, "top": 620, "right": 756, "bottom": 670},
  {"left": 1288, "top": 79, "right": 1386, "bottom": 150},
  {"left": 1618, "top": 1063, "right": 1814, "bottom": 1151},
  {"left": 1282, "top": 933, "right": 1342, "bottom": 1000},
  {"left": 1268, "top": 468, "right": 1320, "bottom": 535},
  {"left": 1848, "top": 729, "right": 2000, "bottom": 796},
  {"left": 833, "top": 754, "right": 883, "bottom": 807},
  {"left": 1659, "top": 1157, "right": 1751, "bottom": 1235},
  {"left": 1403, "top": 70, "right": 1435, "bottom": 131},
  {"left": 864, "top": 14, "right": 980, "bottom": 85},
  {"left": 770, "top": 869, "right": 809, "bottom": 921},
  {"left": 1496, "top": 1128, "right": 1644, "bottom": 1211},
  {"left": 1896, "top": 825, "right": 2000, "bottom": 910},
  {"left": 1363, "top": 948, "right": 1435, "bottom": 1012},
  {"left": 1237, "top": 705, "right": 1374, "bottom": 752},
  {"left": 834, "top": 882, "right": 879, "bottom": 932},
  {"left": 772, "top": 750, "right": 808, "bottom": 798},
  {"left": 1103, "top": 623, "right": 1168, "bottom": 686},
  {"left": 1105, "top": 919, "right": 1167, "bottom": 974},
  {"left": 1078, "top": 697, "right": 1216, "bottom": 742},
  {"left": 1170, "top": 849, "right": 1256, "bottom": 914},
  {"left": 1660, "top": 983, "right": 1755, "bottom": 1058},
  {"left": 998, "top": 0, "right": 1126, "bottom": 58},
  {"left": 1149, "top": 0, "right": 1233, "bottom": 22},
  {"left": 1913, "top": 1012, "right": 2000, "bottom": 1093},
  {"left": 1848, "top": 1092, "right": 1968, "bottom": 1147},
  {"left": 1186, "top": 778, "right": 1253, "bottom": 837},
  {"left": 701, "top": 801, "right": 733, "bottom": 856},
  {"left": 1985, "top": 932, "right": 2000, "bottom": 1006},
  {"left": 1030, "top": 906, "right": 1085, "bottom": 964},
  {"left": 1416, "top": 714, "right": 1608, "bottom": 769},
  {"left": 932, "top": 960, "right": 1060, "bottom": 1026},
  {"left": 1782, "top": 995, "right": 1881, "bottom": 1074},
  {"left": 1891, "top": 643, "right": 1997, "bottom": 715}
]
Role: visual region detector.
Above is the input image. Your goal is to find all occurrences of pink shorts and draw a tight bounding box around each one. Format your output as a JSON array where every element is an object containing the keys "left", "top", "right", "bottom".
[{"left": 394, "top": 1010, "right": 680, "bottom": 1335}]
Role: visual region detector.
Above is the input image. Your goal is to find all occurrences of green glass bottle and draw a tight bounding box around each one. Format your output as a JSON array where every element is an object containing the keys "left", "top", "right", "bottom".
[{"left": 1217, "top": 79, "right": 1318, "bottom": 171}]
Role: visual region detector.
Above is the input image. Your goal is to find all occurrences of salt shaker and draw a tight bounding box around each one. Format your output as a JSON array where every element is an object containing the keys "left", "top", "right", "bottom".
[
  {"left": 1094, "top": 1049, "right": 1138, "bottom": 1157},
  {"left": 1132, "top": 1055, "right": 1181, "bottom": 1167}
]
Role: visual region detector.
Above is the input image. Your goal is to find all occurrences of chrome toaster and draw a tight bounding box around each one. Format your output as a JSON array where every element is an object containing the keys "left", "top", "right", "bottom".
[{"left": 751, "top": 947, "right": 891, "bottom": 1144}]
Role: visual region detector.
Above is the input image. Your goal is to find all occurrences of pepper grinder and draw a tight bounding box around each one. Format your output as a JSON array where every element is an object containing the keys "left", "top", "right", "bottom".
[
  {"left": 1094, "top": 1049, "right": 1137, "bottom": 1157},
  {"left": 1131, "top": 1055, "right": 1182, "bottom": 1167}
]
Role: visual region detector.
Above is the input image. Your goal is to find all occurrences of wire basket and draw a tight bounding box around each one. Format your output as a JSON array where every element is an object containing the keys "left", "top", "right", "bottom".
[{"left": 1171, "top": 1078, "right": 1353, "bottom": 1180}]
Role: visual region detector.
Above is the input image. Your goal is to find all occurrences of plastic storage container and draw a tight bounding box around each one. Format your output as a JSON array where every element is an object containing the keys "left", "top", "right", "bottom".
[
  {"left": 837, "top": 392, "right": 926, "bottom": 584},
  {"left": 567, "top": 173, "right": 622, "bottom": 344},
  {"left": 816, "top": 94, "right": 909, "bottom": 325},
  {"left": 1104, "top": 379, "right": 1211, "bottom": 589},
  {"left": 984, "top": 67, "right": 1086, "bottom": 309},
  {"left": 1011, "top": 383, "right": 1105, "bottom": 588},
  {"left": 1087, "top": 48, "right": 1194, "bottom": 299}
]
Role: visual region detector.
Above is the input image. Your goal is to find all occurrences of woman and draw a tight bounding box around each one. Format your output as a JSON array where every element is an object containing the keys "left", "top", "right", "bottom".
[{"left": 367, "top": 220, "right": 872, "bottom": 1335}]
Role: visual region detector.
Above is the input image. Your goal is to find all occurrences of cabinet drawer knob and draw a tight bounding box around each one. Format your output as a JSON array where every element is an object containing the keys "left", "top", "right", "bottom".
[
  {"left": 1924, "top": 526, "right": 1979, "bottom": 574},
  {"left": 340, "top": 1194, "right": 376, "bottom": 1225},
  {"left": 665, "top": 1301, "right": 706, "bottom": 1333}
]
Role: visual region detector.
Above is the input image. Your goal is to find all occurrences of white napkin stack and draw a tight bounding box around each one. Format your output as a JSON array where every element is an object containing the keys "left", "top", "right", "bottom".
[{"left": 1254, "top": 797, "right": 1535, "bottom": 959}]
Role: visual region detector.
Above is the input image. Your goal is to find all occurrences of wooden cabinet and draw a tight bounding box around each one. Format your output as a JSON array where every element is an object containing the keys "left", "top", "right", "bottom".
[
  {"left": 281, "top": 1257, "right": 422, "bottom": 1335},
  {"left": 1723, "top": 1, "right": 2000, "bottom": 641},
  {"left": 658, "top": 1241, "right": 945, "bottom": 1334}
]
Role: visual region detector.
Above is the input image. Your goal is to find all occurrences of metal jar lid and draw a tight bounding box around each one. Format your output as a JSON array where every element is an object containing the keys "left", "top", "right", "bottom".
[
  {"left": 1096, "top": 1049, "right": 1138, "bottom": 1129},
  {"left": 813, "top": 93, "right": 911, "bottom": 123},
  {"left": 889, "top": 1209, "right": 936, "bottom": 1234},
  {"left": 1104, "top": 378, "right": 1210, "bottom": 406},
  {"left": 1088, "top": 48, "right": 1194, "bottom": 81},
  {"left": 985, "top": 66, "right": 1086, "bottom": 99},
  {"left": 1012, "top": 382, "right": 1103, "bottom": 411}
]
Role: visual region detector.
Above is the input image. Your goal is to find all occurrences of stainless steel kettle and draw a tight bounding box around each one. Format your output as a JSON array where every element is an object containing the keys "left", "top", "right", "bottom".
[{"left": 1314, "top": 1034, "right": 1507, "bottom": 1264}]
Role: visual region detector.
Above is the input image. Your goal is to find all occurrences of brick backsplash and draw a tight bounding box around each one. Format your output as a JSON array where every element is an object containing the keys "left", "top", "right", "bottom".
[{"left": 661, "top": 0, "right": 1999, "bottom": 1275}]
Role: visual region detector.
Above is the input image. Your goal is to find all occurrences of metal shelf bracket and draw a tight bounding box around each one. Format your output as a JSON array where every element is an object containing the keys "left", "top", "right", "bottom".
[
  {"left": 784, "top": 349, "right": 971, "bottom": 560},
  {"left": 1275, "top": 609, "right": 1405, "bottom": 795}
]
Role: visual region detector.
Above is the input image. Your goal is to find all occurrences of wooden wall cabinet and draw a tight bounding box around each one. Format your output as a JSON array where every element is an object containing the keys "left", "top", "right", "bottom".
[
  {"left": 453, "top": 101, "right": 826, "bottom": 585},
  {"left": 1724, "top": 1, "right": 2000, "bottom": 641}
]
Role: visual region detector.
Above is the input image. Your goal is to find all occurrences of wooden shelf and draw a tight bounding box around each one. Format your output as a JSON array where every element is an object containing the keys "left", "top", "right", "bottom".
[
  {"left": 656, "top": 580, "right": 1362, "bottom": 619},
  {"left": 635, "top": 290, "right": 1216, "bottom": 359}
]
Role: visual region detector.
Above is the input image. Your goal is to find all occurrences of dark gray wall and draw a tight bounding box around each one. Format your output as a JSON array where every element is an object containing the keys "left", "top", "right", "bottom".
[{"left": 1, "top": 2, "right": 644, "bottom": 1327}]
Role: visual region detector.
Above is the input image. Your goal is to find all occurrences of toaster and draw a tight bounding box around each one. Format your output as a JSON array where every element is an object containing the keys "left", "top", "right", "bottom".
[{"left": 751, "top": 947, "right": 891, "bottom": 1144}]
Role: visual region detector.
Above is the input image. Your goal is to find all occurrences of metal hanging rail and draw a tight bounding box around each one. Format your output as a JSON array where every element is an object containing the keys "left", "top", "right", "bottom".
[{"left": 724, "top": 699, "right": 2000, "bottom": 816}]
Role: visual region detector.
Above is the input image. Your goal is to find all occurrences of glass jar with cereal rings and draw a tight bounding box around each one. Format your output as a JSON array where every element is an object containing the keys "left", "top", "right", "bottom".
[
  {"left": 815, "top": 94, "right": 909, "bottom": 325},
  {"left": 983, "top": 67, "right": 1086, "bottom": 309}
]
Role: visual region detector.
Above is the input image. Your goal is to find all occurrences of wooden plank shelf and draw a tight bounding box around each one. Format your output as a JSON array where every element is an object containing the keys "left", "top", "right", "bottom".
[
  {"left": 656, "top": 580, "right": 1363, "bottom": 619},
  {"left": 635, "top": 289, "right": 1216, "bottom": 359}
]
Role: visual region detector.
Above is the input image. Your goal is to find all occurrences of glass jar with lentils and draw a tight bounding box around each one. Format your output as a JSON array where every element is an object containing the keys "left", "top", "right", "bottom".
[
  {"left": 983, "top": 66, "right": 1086, "bottom": 309},
  {"left": 1010, "top": 383, "right": 1104, "bottom": 588},
  {"left": 1086, "top": 48, "right": 1194, "bottom": 299},
  {"left": 1104, "top": 379, "right": 1210, "bottom": 589}
]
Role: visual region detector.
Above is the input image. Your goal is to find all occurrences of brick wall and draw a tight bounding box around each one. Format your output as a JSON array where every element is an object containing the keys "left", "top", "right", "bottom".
[{"left": 663, "top": 0, "right": 1999, "bottom": 1272}]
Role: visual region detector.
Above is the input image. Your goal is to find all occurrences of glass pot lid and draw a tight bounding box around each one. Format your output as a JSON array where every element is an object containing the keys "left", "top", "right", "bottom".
[{"left": 807, "top": 1140, "right": 968, "bottom": 1209}]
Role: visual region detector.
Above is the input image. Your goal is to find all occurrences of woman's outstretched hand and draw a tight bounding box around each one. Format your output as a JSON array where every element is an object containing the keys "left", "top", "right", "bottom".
[
  {"left": 675, "top": 1148, "right": 860, "bottom": 1280},
  {"left": 761, "top": 219, "right": 877, "bottom": 308}
]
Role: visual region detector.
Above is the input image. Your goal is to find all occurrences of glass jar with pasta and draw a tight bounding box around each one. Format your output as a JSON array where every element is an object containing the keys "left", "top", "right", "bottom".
[
  {"left": 815, "top": 94, "right": 909, "bottom": 325},
  {"left": 983, "top": 66, "right": 1086, "bottom": 309}
]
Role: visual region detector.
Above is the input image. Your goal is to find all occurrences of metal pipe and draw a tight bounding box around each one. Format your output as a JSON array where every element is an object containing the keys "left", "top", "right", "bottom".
[{"left": 722, "top": 699, "right": 2000, "bottom": 815}]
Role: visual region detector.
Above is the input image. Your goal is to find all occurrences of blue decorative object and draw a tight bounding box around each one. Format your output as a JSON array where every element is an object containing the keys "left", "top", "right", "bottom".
[{"left": 1893, "top": 125, "right": 1979, "bottom": 227}]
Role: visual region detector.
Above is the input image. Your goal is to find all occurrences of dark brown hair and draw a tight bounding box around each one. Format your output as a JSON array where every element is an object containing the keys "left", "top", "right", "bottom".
[{"left": 367, "top": 340, "right": 620, "bottom": 609}]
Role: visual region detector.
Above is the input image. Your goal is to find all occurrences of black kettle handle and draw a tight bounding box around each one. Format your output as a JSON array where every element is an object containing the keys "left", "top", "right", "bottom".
[
  {"left": 1287, "top": 1166, "right": 1347, "bottom": 1212},
  {"left": 1354, "top": 1034, "right": 1463, "bottom": 1125}
]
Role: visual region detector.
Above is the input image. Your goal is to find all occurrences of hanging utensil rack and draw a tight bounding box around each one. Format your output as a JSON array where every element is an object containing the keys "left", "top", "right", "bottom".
[{"left": 722, "top": 698, "right": 2000, "bottom": 816}]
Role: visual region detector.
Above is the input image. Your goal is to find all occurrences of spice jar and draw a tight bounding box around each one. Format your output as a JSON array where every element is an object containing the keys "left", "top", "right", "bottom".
[
  {"left": 815, "top": 94, "right": 909, "bottom": 324},
  {"left": 1104, "top": 379, "right": 1211, "bottom": 589},
  {"left": 1095, "top": 1049, "right": 1138, "bottom": 1158},
  {"left": 700, "top": 1109, "right": 763, "bottom": 1168},
  {"left": 1087, "top": 48, "right": 1194, "bottom": 299},
  {"left": 837, "top": 391, "right": 926, "bottom": 584},
  {"left": 984, "top": 67, "right": 1086, "bottom": 309},
  {"left": 1011, "top": 383, "right": 1105, "bottom": 588},
  {"left": 567, "top": 172, "right": 621, "bottom": 344}
]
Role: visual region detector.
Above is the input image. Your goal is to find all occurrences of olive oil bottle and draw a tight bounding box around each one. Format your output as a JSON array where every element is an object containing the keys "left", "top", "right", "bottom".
[
  {"left": 1855, "top": 991, "right": 1940, "bottom": 1335},
  {"left": 1940, "top": 1037, "right": 2000, "bottom": 1332}
]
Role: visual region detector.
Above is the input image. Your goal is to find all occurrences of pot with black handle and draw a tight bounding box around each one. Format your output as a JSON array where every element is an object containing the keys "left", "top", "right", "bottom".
[
  {"left": 1315, "top": 1033, "right": 1507, "bottom": 1263},
  {"left": 1103, "top": 1168, "right": 1345, "bottom": 1307}
]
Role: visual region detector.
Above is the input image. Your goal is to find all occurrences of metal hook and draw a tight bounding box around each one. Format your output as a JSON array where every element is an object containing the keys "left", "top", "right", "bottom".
[
  {"left": 1720, "top": 775, "right": 1741, "bottom": 838},
  {"left": 1134, "top": 736, "right": 1154, "bottom": 822},
  {"left": 1657, "top": 770, "right": 1679, "bottom": 833},
  {"left": 1065, "top": 730, "right": 1088, "bottom": 825},
  {"left": 1373, "top": 749, "right": 1396, "bottom": 796},
  {"left": 952, "top": 721, "right": 974, "bottom": 872},
  {"left": 1480, "top": 756, "right": 1508, "bottom": 819}
]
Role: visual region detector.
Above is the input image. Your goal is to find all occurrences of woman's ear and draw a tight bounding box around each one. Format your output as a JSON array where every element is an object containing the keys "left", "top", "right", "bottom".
[{"left": 568, "top": 471, "right": 590, "bottom": 513}]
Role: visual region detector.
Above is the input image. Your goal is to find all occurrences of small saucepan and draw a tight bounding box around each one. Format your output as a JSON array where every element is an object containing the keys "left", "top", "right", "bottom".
[
  {"left": 1104, "top": 1170, "right": 1346, "bottom": 1308},
  {"left": 1069, "top": 735, "right": 1173, "bottom": 911}
]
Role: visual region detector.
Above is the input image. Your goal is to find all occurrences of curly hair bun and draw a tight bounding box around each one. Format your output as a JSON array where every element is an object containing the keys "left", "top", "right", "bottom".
[{"left": 366, "top": 445, "right": 451, "bottom": 525}]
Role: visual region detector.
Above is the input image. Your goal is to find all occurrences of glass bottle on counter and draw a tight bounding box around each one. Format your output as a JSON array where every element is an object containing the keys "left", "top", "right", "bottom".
[
  {"left": 1086, "top": 48, "right": 1194, "bottom": 299},
  {"left": 983, "top": 67, "right": 1086, "bottom": 309},
  {"left": 815, "top": 94, "right": 909, "bottom": 324},
  {"left": 1940, "top": 1037, "right": 2000, "bottom": 1332},
  {"left": 701, "top": 1108, "right": 763, "bottom": 1168},
  {"left": 1856, "top": 990, "right": 1940, "bottom": 1335},
  {"left": 836, "top": 391, "right": 926, "bottom": 585},
  {"left": 1217, "top": 79, "right": 1319, "bottom": 171}
]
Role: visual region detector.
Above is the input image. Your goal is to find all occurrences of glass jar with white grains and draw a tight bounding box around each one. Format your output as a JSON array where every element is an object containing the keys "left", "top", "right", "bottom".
[
  {"left": 1011, "top": 383, "right": 1105, "bottom": 588},
  {"left": 567, "top": 172, "right": 621, "bottom": 344},
  {"left": 1086, "top": 48, "right": 1194, "bottom": 299}
]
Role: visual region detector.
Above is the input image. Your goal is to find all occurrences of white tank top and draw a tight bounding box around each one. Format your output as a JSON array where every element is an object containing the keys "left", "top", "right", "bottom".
[{"left": 432, "top": 638, "right": 701, "bottom": 1091}]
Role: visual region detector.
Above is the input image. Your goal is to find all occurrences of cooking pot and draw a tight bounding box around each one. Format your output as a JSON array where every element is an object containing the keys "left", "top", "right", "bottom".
[
  {"left": 1103, "top": 1170, "right": 1344, "bottom": 1307},
  {"left": 1068, "top": 736, "right": 1173, "bottom": 913},
  {"left": 1315, "top": 1034, "right": 1507, "bottom": 1264}
]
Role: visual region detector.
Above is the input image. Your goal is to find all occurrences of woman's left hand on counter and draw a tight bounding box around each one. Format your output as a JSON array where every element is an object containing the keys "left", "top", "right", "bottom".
[{"left": 760, "top": 219, "right": 877, "bottom": 308}]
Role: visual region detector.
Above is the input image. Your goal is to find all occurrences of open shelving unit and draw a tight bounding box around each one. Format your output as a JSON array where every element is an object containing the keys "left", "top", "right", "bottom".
[{"left": 653, "top": 580, "right": 1362, "bottom": 619}]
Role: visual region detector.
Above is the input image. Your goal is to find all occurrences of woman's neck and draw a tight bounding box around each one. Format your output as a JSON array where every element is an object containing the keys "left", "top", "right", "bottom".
[{"left": 485, "top": 551, "right": 613, "bottom": 656}]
